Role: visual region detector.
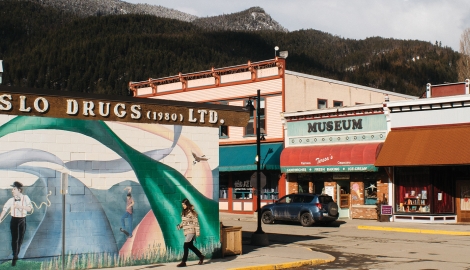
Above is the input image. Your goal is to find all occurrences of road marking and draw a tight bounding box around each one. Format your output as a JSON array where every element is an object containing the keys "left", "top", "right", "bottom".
[{"left": 358, "top": 225, "right": 470, "bottom": 236}]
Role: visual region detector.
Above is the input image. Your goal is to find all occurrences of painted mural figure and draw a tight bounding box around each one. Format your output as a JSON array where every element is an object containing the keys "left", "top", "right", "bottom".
[
  {"left": 176, "top": 198, "right": 204, "bottom": 267},
  {"left": 0, "top": 181, "right": 32, "bottom": 266},
  {"left": 120, "top": 187, "right": 134, "bottom": 238}
]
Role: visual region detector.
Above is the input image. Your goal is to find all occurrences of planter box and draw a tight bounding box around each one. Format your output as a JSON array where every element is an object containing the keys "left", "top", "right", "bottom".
[
  {"left": 379, "top": 215, "right": 390, "bottom": 222},
  {"left": 220, "top": 225, "right": 242, "bottom": 257}
]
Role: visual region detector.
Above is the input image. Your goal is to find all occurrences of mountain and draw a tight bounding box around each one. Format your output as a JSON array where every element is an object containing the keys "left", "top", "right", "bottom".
[
  {"left": 0, "top": 0, "right": 459, "bottom": 97},
  {"left": 11, "top": 0, "right": 284, "bottom": 32},
  {"left": 19, "top": 0, "right": 197, "bottom": 21},
  {"left": 192, "top": 7, "right": 287, "bottom": 32}
]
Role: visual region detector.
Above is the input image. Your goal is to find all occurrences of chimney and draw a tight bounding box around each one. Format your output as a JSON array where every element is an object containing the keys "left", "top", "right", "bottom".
[
  {"left": 426, "top": 83, "right": 431, "bottom": 98},
  {"left": 466, "top": 79, "right": 469, "bottom": 95},
  {"left": 0, "top": 60, "right": 3, "bottom": 85}
]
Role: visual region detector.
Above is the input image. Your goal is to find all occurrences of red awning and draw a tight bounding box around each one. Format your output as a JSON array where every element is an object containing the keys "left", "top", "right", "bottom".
[{"left": 280, "top": 143, "right": 382, "bottom": 173}]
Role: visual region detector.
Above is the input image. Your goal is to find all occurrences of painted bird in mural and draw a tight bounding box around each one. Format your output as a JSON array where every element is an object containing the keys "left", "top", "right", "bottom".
[{"left": 192, "top": 152, "right": 209, "bottom": 164}]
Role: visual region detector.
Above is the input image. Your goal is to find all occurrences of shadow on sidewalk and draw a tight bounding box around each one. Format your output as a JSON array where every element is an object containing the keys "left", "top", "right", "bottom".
[{"left": 239, "top": 220, "right": 347, "bottom": 254}]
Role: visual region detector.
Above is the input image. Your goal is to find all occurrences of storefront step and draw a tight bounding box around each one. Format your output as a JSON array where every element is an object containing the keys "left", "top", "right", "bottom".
[{"left": 393, "top": 214, "right": 457, "bottom": 223}]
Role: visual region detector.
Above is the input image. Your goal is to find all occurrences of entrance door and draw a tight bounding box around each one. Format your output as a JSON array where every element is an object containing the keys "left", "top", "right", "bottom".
[
  {"left": 337, "top": 182, "right": 350, "bottom": 218},
  {"left": 456, "top": 180, "right": 470, "bottom": 222}
]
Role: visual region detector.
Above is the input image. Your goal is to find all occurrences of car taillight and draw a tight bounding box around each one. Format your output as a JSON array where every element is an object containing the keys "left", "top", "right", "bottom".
[{"left": 316, "top": 203, "right": 322, "bottom": 209}]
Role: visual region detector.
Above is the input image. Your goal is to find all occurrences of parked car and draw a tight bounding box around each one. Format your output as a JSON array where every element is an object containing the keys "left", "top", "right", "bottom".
[{"left": 260, "top": 193, "right": 339, "bottom": 227}]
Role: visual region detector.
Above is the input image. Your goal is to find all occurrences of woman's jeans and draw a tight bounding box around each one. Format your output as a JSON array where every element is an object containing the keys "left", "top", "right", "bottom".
[{"left": 182, "top": 238, "right": 202, "bottom": 262}]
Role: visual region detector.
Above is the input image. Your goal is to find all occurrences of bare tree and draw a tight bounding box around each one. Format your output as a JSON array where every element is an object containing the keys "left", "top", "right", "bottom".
[{"left": 457, "top": 28, "right": 470, "bottom": 81}]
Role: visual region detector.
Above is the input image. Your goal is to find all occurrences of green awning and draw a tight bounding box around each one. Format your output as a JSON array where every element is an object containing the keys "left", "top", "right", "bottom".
[{"left": 219, "top": 142, "right": 283, "bottom": 172}]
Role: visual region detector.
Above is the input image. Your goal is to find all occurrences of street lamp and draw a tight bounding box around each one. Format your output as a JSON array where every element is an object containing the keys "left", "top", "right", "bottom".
[
  {"left": 245, "top": 89, "right": 269, "bottom": 246},
  {"left": 0, "top": 60, "right": 3, "bottom": 85},
  {"left": 274, "top": 46, "right": 279, "bottom": 58}
]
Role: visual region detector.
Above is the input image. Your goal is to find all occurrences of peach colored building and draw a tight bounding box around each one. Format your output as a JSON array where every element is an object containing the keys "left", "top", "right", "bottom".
[{"left": 129, "top": 58, "right": 416, "bottom": 214}]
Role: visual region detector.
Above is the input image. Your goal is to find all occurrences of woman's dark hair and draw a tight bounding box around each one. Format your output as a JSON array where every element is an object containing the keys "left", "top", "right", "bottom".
[{"left": 181, "top": 198, "right": 196, "bottom": 216}]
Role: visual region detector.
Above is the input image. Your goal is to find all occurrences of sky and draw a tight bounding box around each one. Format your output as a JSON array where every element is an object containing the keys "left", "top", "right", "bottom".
[{"left": 123, "top": 0, "right": 469, "bottom": 51}]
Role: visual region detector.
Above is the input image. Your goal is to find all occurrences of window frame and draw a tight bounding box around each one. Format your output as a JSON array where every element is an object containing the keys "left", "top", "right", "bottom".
[
  {"left": 333, "top": 100, "right": 343, "bottom": 107},
  {"left": 317, "top": 99, "right": 327, "bottom": 109}
]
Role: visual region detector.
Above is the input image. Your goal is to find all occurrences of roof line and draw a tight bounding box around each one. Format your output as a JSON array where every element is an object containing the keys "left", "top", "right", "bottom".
[{"left": 285, "top": 70, "right": 417, "bottom": 99}]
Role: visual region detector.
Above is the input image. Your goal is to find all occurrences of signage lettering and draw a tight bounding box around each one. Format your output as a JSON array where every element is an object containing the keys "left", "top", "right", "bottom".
[
  {"left": 281, "top": 165, "right": 379, "bottom": 173},
  {"left": 316, "top": 155, "right": 333, "bottom": 164},
  {"left": 0, "top": 94, "right": 12, "bottom": 110},
  {"left": 19, "top": 96, "right": 31, "bottom": 112},
  {"left": 307, "top": 119, "right": 363, "bottom": 133},
  {"left": 0, "top": 90, "right": 250, "bottom": 127},
  {"left": 99, "top": 102, "right": 110, "bottom": 117},
  {"left": 67, "top": 99, "right": 79, "bottom": 115}
]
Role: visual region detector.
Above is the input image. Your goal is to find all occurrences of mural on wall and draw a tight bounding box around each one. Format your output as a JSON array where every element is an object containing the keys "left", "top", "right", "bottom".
[{"left": 0, "top": 115, "right": 219, "bottom": 269}]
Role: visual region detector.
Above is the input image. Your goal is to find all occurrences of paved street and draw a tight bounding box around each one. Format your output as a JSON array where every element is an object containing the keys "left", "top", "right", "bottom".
[{"left": 220, "top": 213, "right": 470, "bottom": 270}]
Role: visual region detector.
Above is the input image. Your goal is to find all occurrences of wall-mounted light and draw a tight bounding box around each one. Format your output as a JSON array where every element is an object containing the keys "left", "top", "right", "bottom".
[{"left": 279, "top": 51, "right": 288, "bottom": 59}]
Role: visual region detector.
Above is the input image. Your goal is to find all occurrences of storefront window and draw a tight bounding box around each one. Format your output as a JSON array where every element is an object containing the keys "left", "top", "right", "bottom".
[
  {"left": 364, "top": 181, "right": 378, "bottom": 205},
  {"left": 219, "top": 172, "right": 229, "bottom": 199},
  {"left": 395, "top": 167, "right": 431, "bottom": 213},
  {"left": 261, "top": 171, "right": 280, "bottom": 200},
  {"left": 232, "top": 171, "right": 253, "bottom": 200},
  {"left": 297, "top": 173, "right": 313, "bottom": 194}
]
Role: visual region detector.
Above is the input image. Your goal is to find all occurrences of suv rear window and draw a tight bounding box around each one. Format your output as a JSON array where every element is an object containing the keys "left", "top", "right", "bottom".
[
  {"left": 303, "top": 195, "right": 314, "bottom": 203},
  {"left": 318, "top": 195, "right": 333, "bottom": 204}
]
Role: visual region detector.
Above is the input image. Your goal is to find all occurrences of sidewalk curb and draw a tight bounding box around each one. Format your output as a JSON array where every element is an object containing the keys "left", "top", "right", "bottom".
[
  {"left": 228, "top": 258, "right": 335, "bottom": 270},
  {"left": 358, "top": 225, "right": 470, "bottom": 236}
]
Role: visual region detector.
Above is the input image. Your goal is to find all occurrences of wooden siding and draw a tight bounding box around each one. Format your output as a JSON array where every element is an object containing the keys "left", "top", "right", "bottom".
[
  {"left": 188, "top": 77, "right": 216, "bottom": 88},
  {"left": 222, "top": 100, "right": 244, "bottom": 142},
  {"left": 137, "top": 87, "right": 153, "bottom": 96},
  {"left": 266, "top": 95, "right": 283, "bottom": 139},
  {"left": 148, "top": 79, "right": 282, "bottom": 102},
  {"left": 258, "top": 67, "right": 279, "bottom": 78},
  {"left": 221, "top": 72, "right": 252, "bottom": 83}
]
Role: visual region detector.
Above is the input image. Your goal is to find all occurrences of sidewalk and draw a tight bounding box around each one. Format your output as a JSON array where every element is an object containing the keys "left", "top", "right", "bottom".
[
  {"left": 110, "top": 245, "right": 333, "bottom": 270},
  {"left": 101, "top": 213, "right": 470, "bottom": 270}
]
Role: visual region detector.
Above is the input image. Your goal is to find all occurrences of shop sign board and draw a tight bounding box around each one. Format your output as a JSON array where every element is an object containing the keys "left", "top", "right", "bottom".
[
  {"left": 286, "top": 114, "right": 387, "bottom": 146},
  {"left": 287, "top": 114, "right": 387, "bottom": 137},
  {"left": 381, "top": 205, "right": 393, "bottom": 215},
  {"left": 0, "top": 86, "right": 249, "bottom": 127}
]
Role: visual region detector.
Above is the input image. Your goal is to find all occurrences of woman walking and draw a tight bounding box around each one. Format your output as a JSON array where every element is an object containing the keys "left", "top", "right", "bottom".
[{"left": 176, "top": 198, "right": 204, "bottom": 267}]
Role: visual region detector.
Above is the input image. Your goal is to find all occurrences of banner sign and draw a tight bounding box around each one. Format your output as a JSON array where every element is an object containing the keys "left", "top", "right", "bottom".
[{"left": 281, "top": 165, "right": 378, "bottom": 173}]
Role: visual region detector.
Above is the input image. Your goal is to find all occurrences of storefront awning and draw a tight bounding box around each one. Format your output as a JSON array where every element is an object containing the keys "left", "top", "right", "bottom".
[
  {"left": 219, "top": 142, "right": 283, "bottom": 172},
  {"left": 375, "top": 125, "right": 470, "bottom": 166},
  {"left": 280, "top": 143, "right": 382, "bottom": 173}
]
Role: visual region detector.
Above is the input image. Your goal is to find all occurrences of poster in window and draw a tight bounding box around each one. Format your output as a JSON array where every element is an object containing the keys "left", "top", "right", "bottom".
[
  {"left": 324, "top": 186, "right": 335, "bottom": 198},
  {"left": 461, "top": 182, "right": 470, "bottom": 211}
]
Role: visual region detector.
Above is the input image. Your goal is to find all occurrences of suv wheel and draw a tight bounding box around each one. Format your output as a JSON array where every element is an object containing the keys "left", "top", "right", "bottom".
[
  {"left": 261, "top": 211, "right": 275, "bottom": 224},
  {"left": 327, "top": 202, "right": 339, "bottom": 217},
  {"left": 300, "top": 212, "right": 314, "bottom": 227}
]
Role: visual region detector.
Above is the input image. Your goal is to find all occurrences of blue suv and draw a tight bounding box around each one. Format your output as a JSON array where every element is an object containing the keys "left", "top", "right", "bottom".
[{"left": 260, "top": 193, "right": 339, "bottom": 227}]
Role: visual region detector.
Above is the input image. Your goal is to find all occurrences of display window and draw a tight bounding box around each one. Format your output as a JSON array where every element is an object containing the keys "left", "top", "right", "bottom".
[
  {"left": 395, "top": 167, "right": 431, "bottom": 213},
  {"left": 364, "top": 181, "right": 378, "bottom": 205},
  {"left": 220, "top": 171, "right": 280, "bottom": 200}
]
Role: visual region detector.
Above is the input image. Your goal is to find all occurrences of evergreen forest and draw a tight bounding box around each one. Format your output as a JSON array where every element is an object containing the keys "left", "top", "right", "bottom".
[{"left": 0, "top": 0, "right": 460, "bottom": 96}]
